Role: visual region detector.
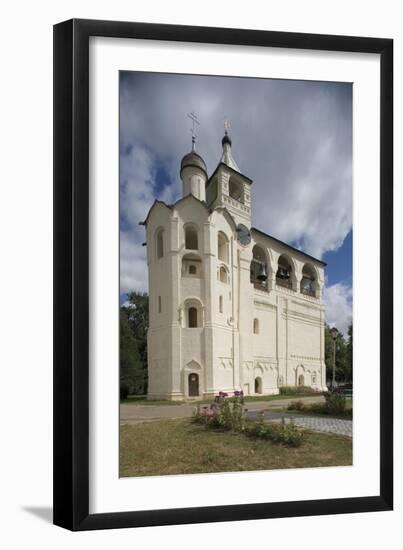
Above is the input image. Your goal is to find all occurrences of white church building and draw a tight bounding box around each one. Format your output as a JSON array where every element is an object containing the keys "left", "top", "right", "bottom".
[{"left": 142, "top": 125, "right": 327, "bottom": 399}]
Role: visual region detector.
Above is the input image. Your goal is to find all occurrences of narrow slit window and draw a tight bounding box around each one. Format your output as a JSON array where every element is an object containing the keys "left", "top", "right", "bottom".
[{"left": 156, "top": 230, "right": 164, "bottom": 259}]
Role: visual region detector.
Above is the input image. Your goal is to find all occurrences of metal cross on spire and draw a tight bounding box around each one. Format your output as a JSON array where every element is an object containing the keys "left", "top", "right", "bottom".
[
  {"left": 224, "top": 116, "right": 230, "bottom": 134},
  {"left": 187, "top": 111, "right": 200, "bottom": 151}
]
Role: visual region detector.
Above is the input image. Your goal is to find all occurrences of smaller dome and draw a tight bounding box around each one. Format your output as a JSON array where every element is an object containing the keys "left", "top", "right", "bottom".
[{"left": 180, "top": 151, "right": 207, "bottom": 177}]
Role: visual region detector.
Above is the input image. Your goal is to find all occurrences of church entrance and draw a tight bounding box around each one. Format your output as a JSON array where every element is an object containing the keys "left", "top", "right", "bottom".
[
  {"left": 188, "top": 373, "right": 199, "bottom": 397},
  {"left": 254, "top": 377, "right": 262, "bottom": 394}
]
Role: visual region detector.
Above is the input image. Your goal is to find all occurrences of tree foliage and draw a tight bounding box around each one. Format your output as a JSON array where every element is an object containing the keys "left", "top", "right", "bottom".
[
  {"left": 120, "top": 291, "right": 149, "bottom": 397},
  {"left": 324, "top": 323, "right": 353, "bottom": 385}
]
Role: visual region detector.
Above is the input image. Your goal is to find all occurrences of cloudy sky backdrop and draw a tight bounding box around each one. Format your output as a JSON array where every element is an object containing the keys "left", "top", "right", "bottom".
[{"left": 120, "top": 71, "right": 353, "bottom": 334}]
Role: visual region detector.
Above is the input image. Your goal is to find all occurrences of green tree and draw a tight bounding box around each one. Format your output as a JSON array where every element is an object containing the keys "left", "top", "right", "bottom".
[
  {"left": 325, "top": 325, "right": 350, "bottom": 385},
  {"left": 121, "top": 291, "right": 149, "bottom": 395},
  {"left": 120, "top": 308, "right": 144, "bottom": 399}
]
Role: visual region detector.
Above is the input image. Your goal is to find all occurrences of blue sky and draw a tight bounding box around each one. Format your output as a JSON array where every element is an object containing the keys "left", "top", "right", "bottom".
[{"left": 120, "top": 71, "right": 353, "bottom": 334}]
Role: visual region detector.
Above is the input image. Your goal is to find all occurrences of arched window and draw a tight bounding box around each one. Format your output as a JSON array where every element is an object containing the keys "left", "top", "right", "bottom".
[
  {"left": 253, "top": 318, "right": 259, "bottom": 334},
  {"left": 185, "top": 225, "right": 198, "bottom": 250},
  {"left": 184, "top": 299, "right": 203, "bottom": 328},
  {"left": 300, "top": 263, "right": 317, "bottom": 297},
  {"left": 250, "top": 245, "right": 268, "bottom": 290},
  {"left": 276, "top": 254, "right": 293, "bottom": 290},
  {"left": 311, "top": 373, "right": 317, "bottom": 385},
  {"left": 188, "top": 307, "right": 198, "bottom": 328},
  {"left": 229, "top": 178, "right": 243, "bottom": 203},
  {"left": 219, "top": 265, "right": 229, "bottom": 284},
  {"left": 217, "top": 232, "right": 229, "bottom": 263},
  {"left": 298, "top": 374, "right": 305, "bottom": 386},
  {"left": 156, "top": 229, "right": 164, "bottom": 259}
]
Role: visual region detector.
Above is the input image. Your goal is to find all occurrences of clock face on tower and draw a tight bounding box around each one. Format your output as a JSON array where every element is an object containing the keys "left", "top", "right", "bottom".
[{"left": 237, "top": 223, "right": 251, "bottom": 246}]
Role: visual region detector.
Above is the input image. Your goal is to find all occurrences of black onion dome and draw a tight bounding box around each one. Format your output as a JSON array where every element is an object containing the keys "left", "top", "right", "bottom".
[{"left": 180, "top": 150, "right": 207, "bottom": 176}]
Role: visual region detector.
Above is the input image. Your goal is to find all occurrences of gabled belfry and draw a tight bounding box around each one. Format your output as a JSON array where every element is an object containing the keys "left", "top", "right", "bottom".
[{"left": 144, "top": 119, "right": 327, "bottom": 400}]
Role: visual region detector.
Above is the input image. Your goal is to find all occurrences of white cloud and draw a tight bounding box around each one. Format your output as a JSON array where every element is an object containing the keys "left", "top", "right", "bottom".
[
  {"left": 119, "top": 145, "right": 179, "bottom": 294},
  {"left": 119, "top": 73, "right": 352, "bottom": 294},
  {"left": 323, "top": 282, "right": 353, "bottom": 336}
]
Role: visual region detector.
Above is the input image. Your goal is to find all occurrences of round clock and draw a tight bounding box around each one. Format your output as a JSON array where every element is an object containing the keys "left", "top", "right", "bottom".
[{"left": 237, "top": 223, "right": 251, "bottom": 246}]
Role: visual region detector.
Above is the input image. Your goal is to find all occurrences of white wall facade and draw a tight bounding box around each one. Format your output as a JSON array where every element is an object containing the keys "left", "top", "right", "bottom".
[{"left": 146, "top": 156, "right": 326, "bottom": 399}]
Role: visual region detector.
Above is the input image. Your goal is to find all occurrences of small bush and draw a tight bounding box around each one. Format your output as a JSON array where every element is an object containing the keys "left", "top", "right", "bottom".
[
  {"left": 192, "top": 395, "right": 246, "bottom": 432},
  {"left": 193, "top": 391, "right": 305, "bottom": 447},
  {"left": 307, "top": 402, "right": 327, "bottom": 414},
  {"left": 284, "top": 393, "right": 351, "bottom": 418},
  {"left": 246, "top": 418, "right": 304, "bottom": 447},
  {"left": 287, "top": 400, "right": 305, "bottom": 411},
  {"left": 323, "top": 390, "right": 346, "bottom": 415}
]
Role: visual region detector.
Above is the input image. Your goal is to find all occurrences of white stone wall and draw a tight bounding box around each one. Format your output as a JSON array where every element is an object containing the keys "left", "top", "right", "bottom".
[{"left": 146, "top": 171, "right": 327, "bottom": 400}]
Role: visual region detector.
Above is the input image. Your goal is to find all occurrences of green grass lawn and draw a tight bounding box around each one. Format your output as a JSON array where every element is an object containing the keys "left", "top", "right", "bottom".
[
  {"left": 121, "top": 392, "right": 322, "bottom": 406},
  {"left": 120, "top": 418, "right": 352, "bottom": 477}
]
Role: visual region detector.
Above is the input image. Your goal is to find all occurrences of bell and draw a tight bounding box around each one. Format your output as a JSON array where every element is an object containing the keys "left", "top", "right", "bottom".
[{"left": 257, "top": 263, "right": 267, "bottom": 281}]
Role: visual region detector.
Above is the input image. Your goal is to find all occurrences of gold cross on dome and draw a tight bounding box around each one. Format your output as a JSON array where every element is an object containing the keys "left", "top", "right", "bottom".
[
  {"left": 187, "top": 111, "right": 200, "bottom": 150},
  {"left": 187, "top": 111, "right": 200, "bottom": 139}
]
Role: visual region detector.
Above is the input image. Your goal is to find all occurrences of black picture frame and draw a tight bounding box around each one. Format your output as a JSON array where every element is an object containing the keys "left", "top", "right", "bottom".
[{"left": 53, "top": 18, "right": 393, "bottom": 531}]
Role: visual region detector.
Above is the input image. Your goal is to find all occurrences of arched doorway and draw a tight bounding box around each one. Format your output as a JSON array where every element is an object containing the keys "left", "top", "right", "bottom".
[
  {"left": 298, "top": 374, "right": 305, "bottom": 386},
  {"left": 254, "top": 376, "right": 262, "bottom": 394},
  {"left": 188, "top": 373, "right": 199, "bottom": 397}
]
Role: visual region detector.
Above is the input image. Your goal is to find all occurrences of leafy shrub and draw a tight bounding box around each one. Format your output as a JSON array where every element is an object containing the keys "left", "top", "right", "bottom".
[
  {"left": 192, "top": 391, "right": 305, "bottom": 447},
  {"left": 246, "top": 417, "right": 304, "bottom": 447},
  {"left": 284, "top": 393, "right": 351, "bottom": 418},
  {"left": 287, "top": 400, "right": 305, "bottom": 411},
  {"left": 307, "top": 402, "right": 327, "bottom": 414},
  {"left": 301, "top": 395, "right": 352, "bottom": 418},
  {"left": 279, "top": 386, "right": 320, "bottom": 396},
  {"left": 192, "top": 394, "right": 246, "bottom": 432},
  {"left": 323, "top": 390, "right": 346, "bottom": 415}
]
